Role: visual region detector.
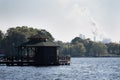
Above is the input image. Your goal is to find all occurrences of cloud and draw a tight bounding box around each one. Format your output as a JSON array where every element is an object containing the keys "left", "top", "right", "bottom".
[{"left": 57, "top": 0, "right": 70, "bottom": 6}]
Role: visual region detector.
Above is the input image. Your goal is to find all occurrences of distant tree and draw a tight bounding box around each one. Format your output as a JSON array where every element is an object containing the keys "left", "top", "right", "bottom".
[
  {"left": 59, "top": 36, "right": 119, "bottom": 57},
  {"left": 71, "top": 37, "right": 83, "bottom": 44},
  {"left": 84, "top": 40, "right": 94, "bottom": 56},
  {"left": 70, "top": 42, "right": 86, "bottom": 57},
  {"left": 0, "top": 30, "right": 4, "bottom": 48},
  {"left": 1, "top": 32, "right": 26, "bottom": 56},
  {"left": 106, "top": 43, "right": 120, "bottom": 55},
  {"left": 37, "top": 29, "right": 54, "bottom": 41},
  {"left": 89, "top": 42, "right": 108, "bottom": 56},
  {"left": 55, "top": 41, "right": 65, "bottom": 55},
  {"left": 0, "top": 30, "right": 4, "bottom": 41}
]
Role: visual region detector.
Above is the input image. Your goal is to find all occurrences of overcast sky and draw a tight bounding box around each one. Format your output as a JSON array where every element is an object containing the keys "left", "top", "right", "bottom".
[{"left": 0, "top": 0, "right": 120, "bottom": 42}]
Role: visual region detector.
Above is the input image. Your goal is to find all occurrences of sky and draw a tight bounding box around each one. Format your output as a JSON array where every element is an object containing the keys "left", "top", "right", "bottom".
[{"left": 0, "top": 0, "right": 120, "bottom": 42}]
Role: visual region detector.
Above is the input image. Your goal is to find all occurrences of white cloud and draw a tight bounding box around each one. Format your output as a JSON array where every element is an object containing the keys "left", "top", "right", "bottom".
[{"left": 57, "top": 0, "right": 70, "bottom": 6}]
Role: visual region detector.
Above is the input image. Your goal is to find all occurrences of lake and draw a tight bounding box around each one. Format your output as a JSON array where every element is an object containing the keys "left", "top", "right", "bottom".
[{"left": 0, "top": 58, "right": 120, "bottom": 80}]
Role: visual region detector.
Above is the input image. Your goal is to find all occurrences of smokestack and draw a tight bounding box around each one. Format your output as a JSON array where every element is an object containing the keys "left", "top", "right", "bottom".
[{"left": 80, "top": 7, "right": 107, "bottom": 41}]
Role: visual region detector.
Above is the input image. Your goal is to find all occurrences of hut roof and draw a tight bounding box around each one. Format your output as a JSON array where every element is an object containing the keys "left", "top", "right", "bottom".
[
  {"left": 19, "top": 41, "right": 59, "bottom": 47},
  {"left": 19, "top": 31, "right": 58, "bottom": 47}
]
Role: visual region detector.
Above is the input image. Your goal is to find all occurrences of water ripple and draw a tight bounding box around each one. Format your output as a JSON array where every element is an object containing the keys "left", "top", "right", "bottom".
[{"left": 0, "top": 58, "right": 120, "bottom": 80}]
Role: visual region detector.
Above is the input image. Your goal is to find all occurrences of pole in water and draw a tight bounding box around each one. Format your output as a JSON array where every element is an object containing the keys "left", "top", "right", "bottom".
[{"left": 117, "top": 41, "right": 120, "bottom": 55}]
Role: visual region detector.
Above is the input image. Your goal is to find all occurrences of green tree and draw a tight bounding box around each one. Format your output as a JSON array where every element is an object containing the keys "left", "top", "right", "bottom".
[
  {"left": 106, "top": 43, "right": 120, "bottom": 55},
  {"left": 55, "top": 41, "right": 65, "bottom": 55},
  {"left": 0, "top": 30, "right": 4, "bottom": 41},
  {"left": 37, "top": 29, "right": 54, "bottom": 41},
  {"left": 71, "top": 42, "right": 86, "bottom": 57},
  {"left": 0, "top": 30, "right": 4, "bottom": 48},
  {"left": 1, "top": 26, "right": 54, "bottom": 56},
  {"left": 71, "top": 37, "right": 83, "bottom": 44},
  {"left": 89, "top": 42, "right": 108, "bottom": 56}
]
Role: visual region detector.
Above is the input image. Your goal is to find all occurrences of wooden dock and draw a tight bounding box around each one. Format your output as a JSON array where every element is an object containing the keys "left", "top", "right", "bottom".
[
  {"left": 58, "top": 56, "right": 70, "bottom": 65},
  {"left": 0, "top": 56, "right": 70, "bottom": 66}
]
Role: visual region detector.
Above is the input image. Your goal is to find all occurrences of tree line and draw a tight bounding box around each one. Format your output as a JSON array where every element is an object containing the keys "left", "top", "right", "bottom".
[
  {"left": 56, "top": 37, "right": 120, "bottom": 57},
  {"left": 0, "top": 26, "right": 120, "bottom": 57}
]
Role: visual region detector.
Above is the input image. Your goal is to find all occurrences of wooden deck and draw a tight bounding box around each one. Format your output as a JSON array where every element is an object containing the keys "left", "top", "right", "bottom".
[
  {"left": 0, "top": 56, "right": 70, "bottom": 66},
  {"left": 58, "top": 56, "right": 70, "bottom": 65}
]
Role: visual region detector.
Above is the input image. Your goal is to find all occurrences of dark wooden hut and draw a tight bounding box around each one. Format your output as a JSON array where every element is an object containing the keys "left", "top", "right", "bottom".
[
  {"left": 17, "top": 34, "right": 60, "bottom": 66},
  {"left": 0, "top": 32, "right": 70, "bottom": 66}
]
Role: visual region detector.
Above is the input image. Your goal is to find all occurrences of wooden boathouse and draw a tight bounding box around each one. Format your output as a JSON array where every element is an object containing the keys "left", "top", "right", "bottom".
[
  {"left": 0, "top": 34, "right": 70, "bottom": 66},
  {"left": 18, "top": 34, "right": 60, "bottom": 66}
]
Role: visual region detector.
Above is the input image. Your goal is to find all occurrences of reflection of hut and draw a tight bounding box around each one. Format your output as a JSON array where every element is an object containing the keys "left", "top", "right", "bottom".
[{"left": 18, "top": 34, "right": 59, "bottom": 66}]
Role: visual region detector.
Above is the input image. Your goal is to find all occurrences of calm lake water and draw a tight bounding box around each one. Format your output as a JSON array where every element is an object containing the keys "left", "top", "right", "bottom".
[{"left": 0, "top": 58, "right": 120, "bottom": 80}]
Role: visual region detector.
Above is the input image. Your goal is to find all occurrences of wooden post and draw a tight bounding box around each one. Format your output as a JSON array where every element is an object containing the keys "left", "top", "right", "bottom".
[{"left": 27, "top": 47, "right": 29, "bottom": 62}]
